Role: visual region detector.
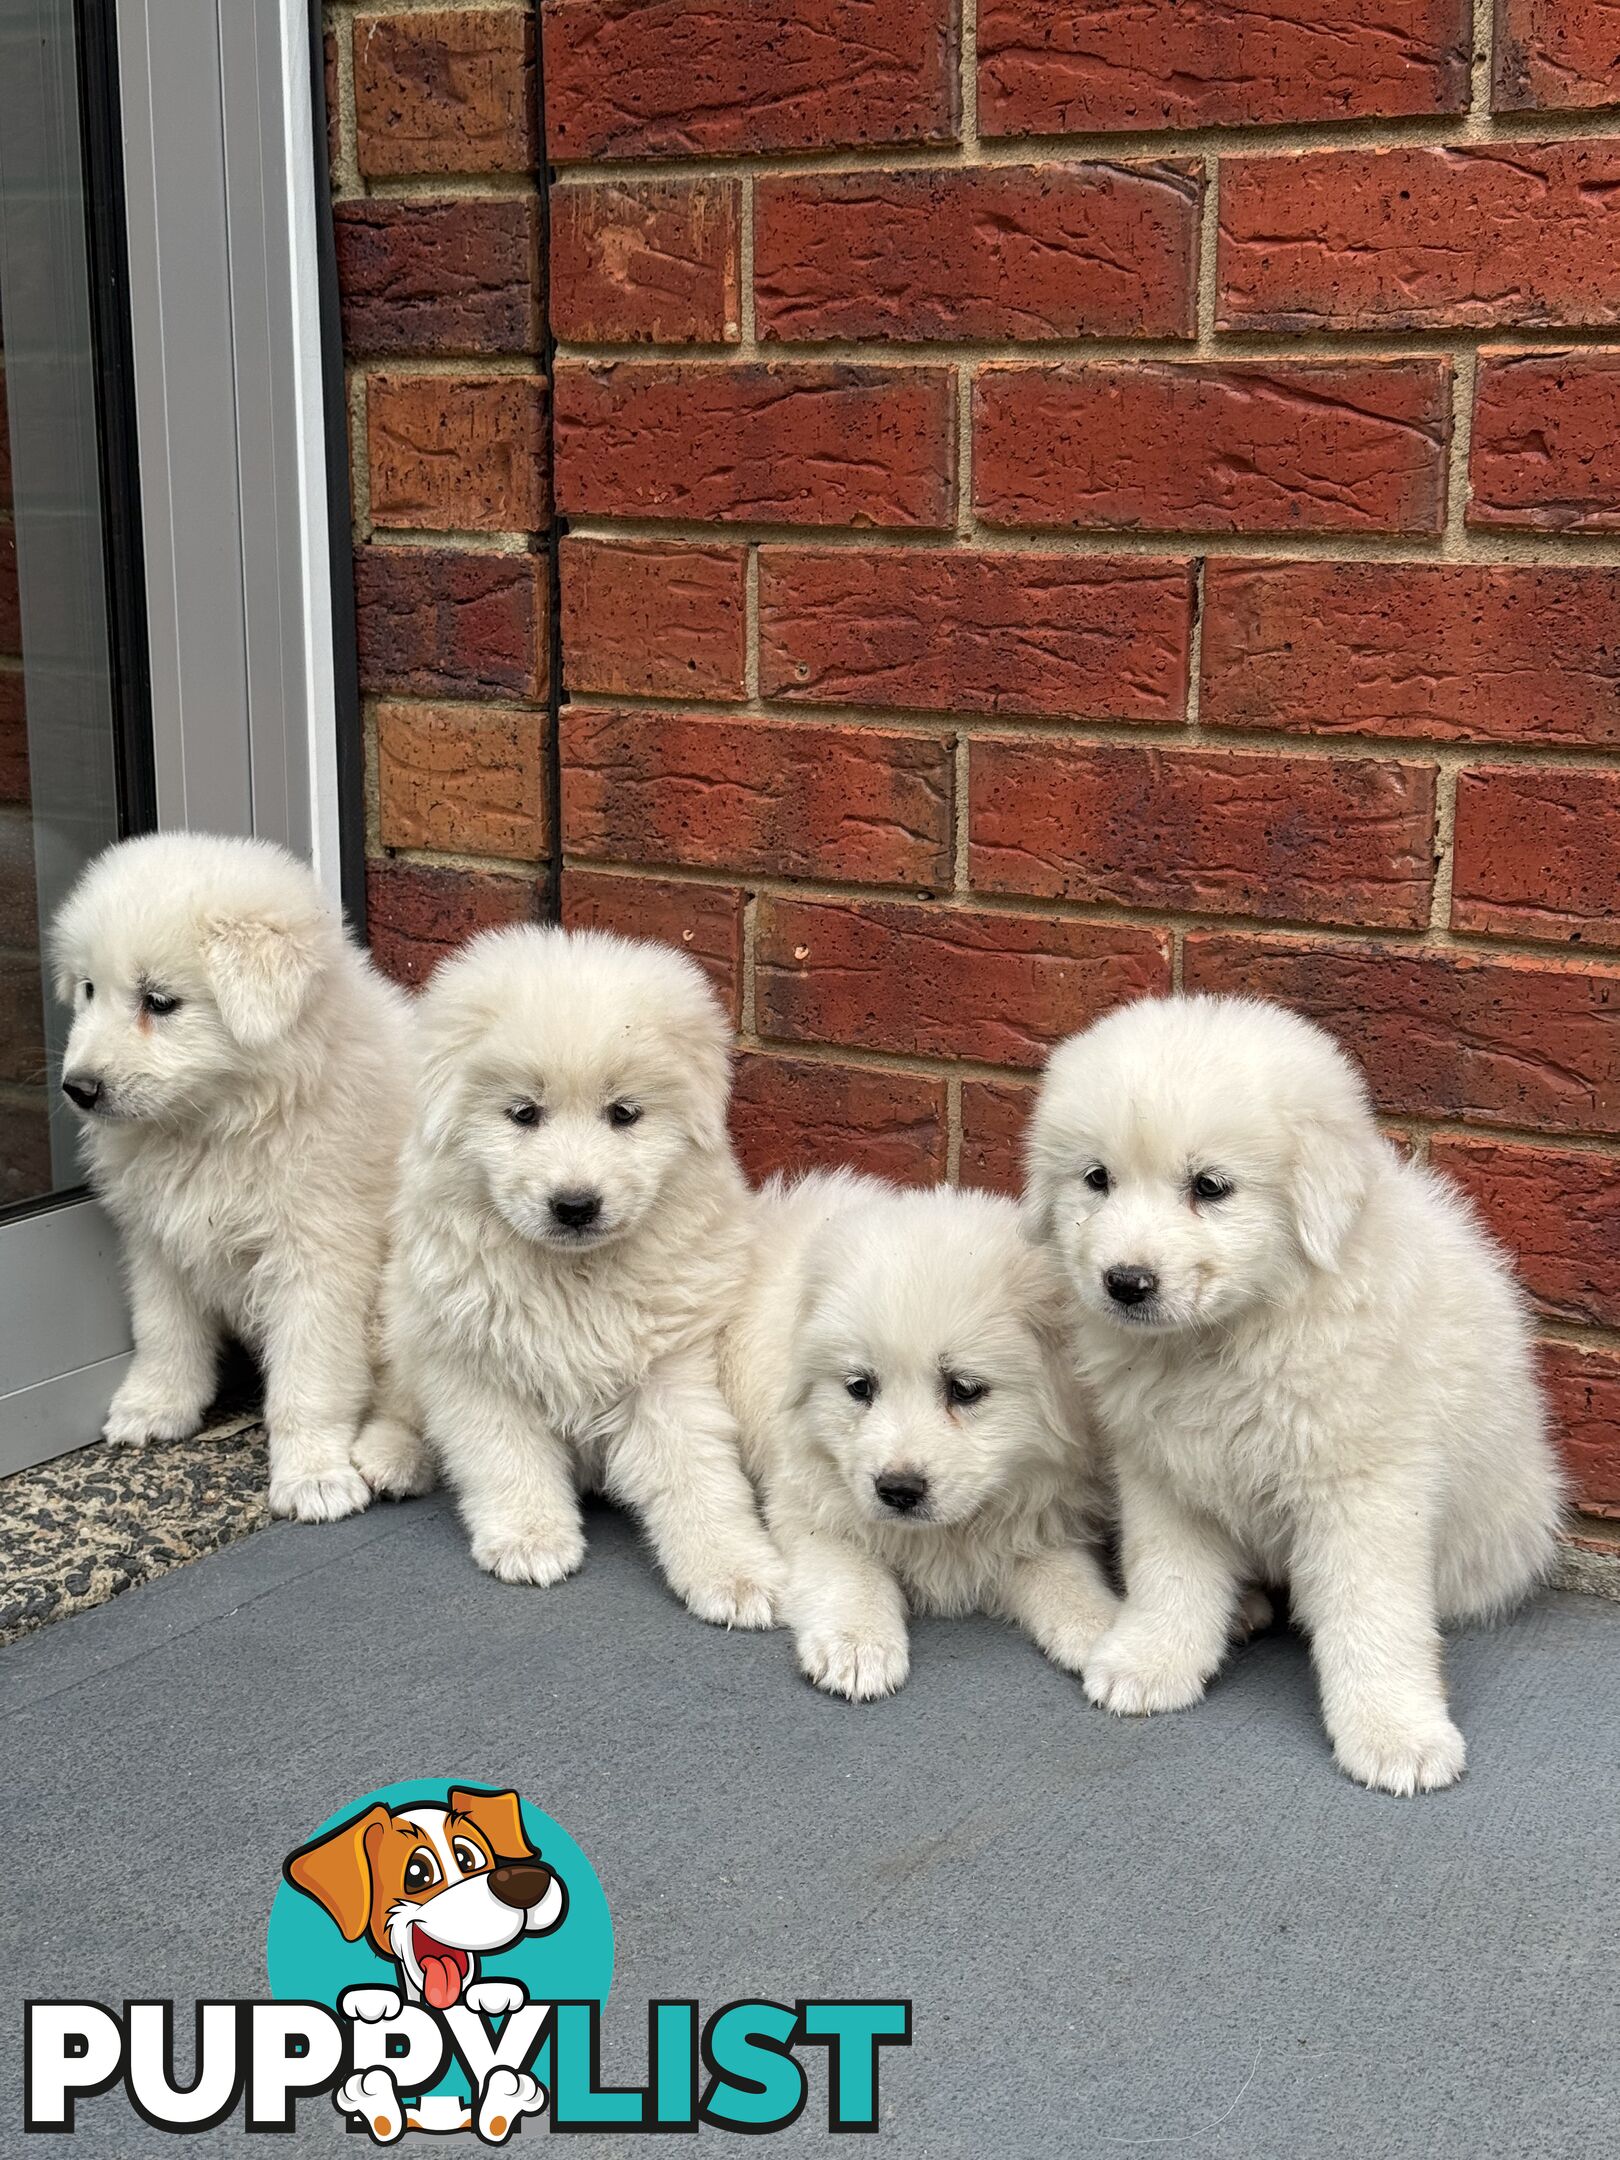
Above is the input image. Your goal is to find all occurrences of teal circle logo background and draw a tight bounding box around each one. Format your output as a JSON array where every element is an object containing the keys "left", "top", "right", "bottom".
[{"left": 265, "top": 1778, "right": 614, "bottom": 2010}]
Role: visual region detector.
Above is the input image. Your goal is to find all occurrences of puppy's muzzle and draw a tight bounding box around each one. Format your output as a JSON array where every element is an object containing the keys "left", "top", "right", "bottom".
[{"left": 490, "top": 1860, "right": 552, "bottom": 1910}]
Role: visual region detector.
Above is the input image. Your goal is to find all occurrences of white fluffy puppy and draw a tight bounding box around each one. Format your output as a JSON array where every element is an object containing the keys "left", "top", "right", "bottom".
[
  {"left": 363, "top": 925, "right": 782, "bottom": 1627},
  {"left": 1026, "top": 994, "right": 1566, "bottom": 1796},
  {"left": 53, "top": 832, "right": 413, "bottom": 1521},
  {"left": 723, "top": 1172, "right": 1116, "bottom": 1701}
]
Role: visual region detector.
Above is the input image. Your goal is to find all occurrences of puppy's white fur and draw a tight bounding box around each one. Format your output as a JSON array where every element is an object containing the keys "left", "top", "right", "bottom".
[
  {"left": 363, "top": 925, "right": 781, "bottom": 1626},
  {"left": 52, "top": 832, "right": 413, "bottom": 1521},
  {"left": 1026, "top": 994, "right": 1566, "bottom": 1796},
  {"left": 724, "top": 1172, "right": 1116, "bottom": 1700}
]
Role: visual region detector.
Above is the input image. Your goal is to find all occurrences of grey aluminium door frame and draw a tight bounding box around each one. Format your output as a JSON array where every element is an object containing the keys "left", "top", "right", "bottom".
[{"left": 0, "top": 0, "right": 352, "bottom": 1476}]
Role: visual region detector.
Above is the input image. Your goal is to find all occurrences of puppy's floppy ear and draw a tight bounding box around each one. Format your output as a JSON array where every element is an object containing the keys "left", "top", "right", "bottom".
[
  {"left": 283, "top": 1803, "right": 391, "bottom": 1941},
  {"left": 1289, "top": 1105, "right": 1379, "bottom": 1272},
  {"left": 448, "top": 1786, "right": 534, "bottom": 1862},
  {"left": 202, "top": 906, "right": 325, "bottom": 1047}
]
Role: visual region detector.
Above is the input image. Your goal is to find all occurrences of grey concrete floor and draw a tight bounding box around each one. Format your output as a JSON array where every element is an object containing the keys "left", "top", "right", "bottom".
[{"left": 3, "top": 1490, "right": 1617, "bottom": 2158}]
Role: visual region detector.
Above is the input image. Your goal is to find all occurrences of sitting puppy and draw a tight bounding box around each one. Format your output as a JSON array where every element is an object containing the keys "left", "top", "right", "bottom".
[
  {"left": 1025, "top": 994, "right": 1566, "bottom": 1796},
  {"left": 723, "top": 1172, "right": 1116, "bottom": 1700},
  {"left": 361, "top": 926, "right": 781, "bottom": 1626},
  {"left": 52, "top": 832, "right": 412, "bottom": 1521}
]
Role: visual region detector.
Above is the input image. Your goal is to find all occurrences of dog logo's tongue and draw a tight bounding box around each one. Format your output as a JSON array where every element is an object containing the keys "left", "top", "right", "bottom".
[{"left": 413, "top": 1930, "right": 468, "bottom": 2010}]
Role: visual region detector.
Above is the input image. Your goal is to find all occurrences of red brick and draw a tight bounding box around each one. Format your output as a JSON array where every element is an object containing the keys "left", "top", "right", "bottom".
[
  {"left": 974, "top": 361, "right": 1449, "bottom": 536},
  {"left": 757, "top": 898, "right": 1169, "bottom": 1066},
  {"left": 365, "top": 859, "right": 534, "bottom": 987},
  {"left": 759, "top": 549, "right": 1191, "bottom": 721},
  {"left": 971, "top": 740, "right": 1436, "bottom": 929},
  {"left": 755, "top": 163, "right": 1199, "bottom": 343},
  {"left": 1451, "top": 768, "right": 1620, "bottom": 947},
  {"left": 376, "top": 702, "right": 547, "bottom": 861},
  {"left": 0, "top": 529, "right": 17, "bottom": 651},
  {"left": 560, "top": 868, "right": 745, "bottom": 1019},
  {"left": 561, "top": 708, "right": 952, "bottom": 886},
  {"left": 1540, "top": 1339, "right": 1620, "bottom": 1513},
  {"left": 561, "top": 539, "right": 746, "bottom": 701},
  {"left": 543, "top": 0, "right": 958, "bottom": 160},
  {"left": 978, "top": 0, "right": 1468, "bottom": 134},
  {"left": 1220, "top": 145, "right": 1620, "bottom": 334},
  {"left": 1494, "top": 0, "right": 1620, "bottom": 111},
  {"left": 731, "top": 1052, "right": 947, "bottom": 1184},
  {"left": 550, "top": 180, "right": 740, "bottom": 344},
  {"left": 334, "top": 198, "right": 539, "bottom": 355},
  {"left": 0, "top": 670, "right": 26, "bottom": 806},
  {"left": 1431, "top": 1138, "right": 1620, "bottom": 1329},
  {"left": 1469, "top": 351, "right": 1620, "bottom": 532},
  {"left": 354, "top": 11, "right": 535, "bottom": 177},
  {"left": 554, "top": 362, "right": 955, "bottom": 529},
  {"left": 1201, "top": 561, "right": 1620, "bottom": 747},
  {"left": 1184, "top": 936, "right": 1620, "bottom": 1138},
  {"left": 354, "top": 547, "right": 547, "bottom": 700},
  {"left": 959, "top": 1078, "right": 1034, "bottom": 1194},
  {"left": 367, "top": 374, "right": 549, "bottom": 532}
]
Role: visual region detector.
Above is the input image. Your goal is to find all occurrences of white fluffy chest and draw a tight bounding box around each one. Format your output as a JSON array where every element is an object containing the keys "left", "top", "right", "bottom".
[{"left": 97, "top": 1135, "right": 280, "bottom": 1331}]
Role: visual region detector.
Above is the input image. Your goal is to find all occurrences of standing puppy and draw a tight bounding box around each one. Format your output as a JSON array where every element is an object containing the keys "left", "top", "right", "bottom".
[
  {"left": 363, "top": 926, "right": 781, "bottom": 1627},
  {"left": 53, "top": 832, "right": 413, "bottom": 1520},
  {"left": 1025, "top": 995, "right": 1565, "bottom": 1795},
  {"left": 724, "top": 1172, "right": 1116, "bottom": 1700}
]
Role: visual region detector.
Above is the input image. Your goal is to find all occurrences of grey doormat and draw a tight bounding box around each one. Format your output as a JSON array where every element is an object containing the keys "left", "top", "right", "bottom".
[{"left": 0, "top": 1419, "right": 269, "bottom": 1646}]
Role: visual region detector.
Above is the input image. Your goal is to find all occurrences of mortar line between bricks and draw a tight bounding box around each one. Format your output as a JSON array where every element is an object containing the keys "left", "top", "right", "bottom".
[
  {"left": 739, "top": 892, "right": 760, "bottom": 1044},
  {"left": 945, "top": 1072, "right": 963, "bottom": 1184},
  {"left": 1195, "top": 156, "right": 1218, "bottom": 350},
  {"left": 347, "top": 371, "right": 372, "bottom": 540},
  {"left": 556, "top": 850, "right": 1620, "bottom": 971},
  {"left": 560, "top": 684, "right": 1620, "bottom": 773},
  {"left": 959, "top": 0, "right": 979, "bottom": 158},
  {"left": 552, "top": 514, "right": 1620, "bottom": 569},
  {"left": 544, "top": 102, "right": 1620, "bottom": 179},
  {"left": 367, "top": 527, "right": 536, "bottom": 552},
  {"left": 555, "top": 325, "right": 1620, "bottom": 365},
  {"left": 1444, "top": 348, "right": 1480, "bottom": 554}
]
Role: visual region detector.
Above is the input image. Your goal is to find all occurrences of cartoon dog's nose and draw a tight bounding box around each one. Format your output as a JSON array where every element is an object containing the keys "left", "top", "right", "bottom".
[
  {"left": 1105, "top": 1265, "right": 1158, "bottom": 1307},
  {"left": 489, "top": 1860, "right": 552, "bottom": 1911},
  {"left": 62, "top": 1073, "right": 103, "bottom": 1111},
  {"left": 874, "top": 1470, "right": 929, "bottom": 1516},
  {"left": 550, "top": 1190, "right": 601, "bottom": 1231}
]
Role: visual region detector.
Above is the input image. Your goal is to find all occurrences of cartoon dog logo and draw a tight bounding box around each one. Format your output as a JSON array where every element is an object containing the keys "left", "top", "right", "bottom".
[{"left": 285, "top": 1785, "right": 567, "bottom": 2139}]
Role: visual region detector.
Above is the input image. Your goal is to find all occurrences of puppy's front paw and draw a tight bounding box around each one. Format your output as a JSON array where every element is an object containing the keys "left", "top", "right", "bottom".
[
  {"left": 103, "top": 1375, "right": 209, "bottom": 1448},
  {"left": 270, "top": 1466, "right": 372, "bottom": 1523},
  {"left": 798, "top": 1625, "right": 910, "bottom": 1702},
  {"left": 1330, "top": 1711, "right": 1467, "bottom": 1797},
  {"left": 1083, "top": 1625, "right": 1211, "bottom": 1716},
  {"left": 339, "top": 1986, "right": 402, "bottom": 2024},
  {"left": 336, "top": 2067, "right": 403, "bottom": 2142},
  {"left": 1230, "top": 1585, "right": 1275, "bottom": 1643},
  {"left": 353, "top": 1416, "right": 437, "bottom": 1499},
  {"left": 465, "top": 1978, "right": 527, "bottom": 2019},
  {"left": 473, "top": 1522, "right": 586, "bottom": 1587}
]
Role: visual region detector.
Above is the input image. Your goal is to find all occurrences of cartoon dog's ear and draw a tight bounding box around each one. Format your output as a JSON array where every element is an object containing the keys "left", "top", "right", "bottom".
[
  {"left": 284, "top": 1803, "right": 391, "bottom": 1941},
  {"left": 1289, "top": 1106, "right": 1379, "bottom": 1273},
  {"left": 202, "top": 907, "right": 325, "bottom": 1048},
  {"left": 448, "top": 1787, "right": 534, "bottom": 1862}
]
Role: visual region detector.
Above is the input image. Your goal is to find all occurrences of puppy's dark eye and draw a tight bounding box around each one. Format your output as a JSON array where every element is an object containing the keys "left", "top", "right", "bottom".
[
  {"left": 1191, "top": 1171, "right": 1232, "bottom": 1203},
  {"left": 1083, "top": 1165, "right": 1110, "bottom": 1194},
  {"left": 845, "top": 1373, "right": 876, "bottom": 1404},
  {"left": 506, "top": 1101, "right": 542, "bottom": 1128},
  {"left": 945, "top": 1374, "right": 988, "bottom": 1408},
  {"left": 141, "top": 990, "right": 181, "bottom": 1018},
  {"left": 83, "top": 981, "right": 94, "bottom": 1002},
  {"left": 403, "top": 1849, "right": 440, "bottom": 1893},
  {"left": 452, "top": 1840, "right": 485, "bottom": 1874},
  {"left": 606, "top": 1101, "right": 642, "bottom": 1129}
]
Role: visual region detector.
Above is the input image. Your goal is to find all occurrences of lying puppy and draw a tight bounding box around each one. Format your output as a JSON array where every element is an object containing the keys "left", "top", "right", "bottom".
[
  {"left": 361, "top": 926, "right": 781, "bottom": 1626},
  {"left": 723, "top": 1172, "right": 1116, "bottom": 1700},
  {"left": 53, "top": 832, "right": 412, "bottom": 1520},
  {"left": 1026, "top": 994, "right": 1566, "bottom": 1795}
]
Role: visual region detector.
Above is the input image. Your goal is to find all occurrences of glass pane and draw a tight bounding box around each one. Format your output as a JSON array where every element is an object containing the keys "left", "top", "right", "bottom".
[{"left": 0, "top": 0, "right": 132, "bottom": 1210}]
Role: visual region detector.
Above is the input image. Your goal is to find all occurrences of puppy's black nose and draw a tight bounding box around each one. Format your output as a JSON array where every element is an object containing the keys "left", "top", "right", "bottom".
[
  {"left": 62, "top": 1074, "right": 103, "bottom": 1111},
  {"left": 550, "top": 1190, "right": 601, "bottom": 1230},
  {"left": 489, "top": 1860, "right": 552, "bottom": 1911},
  {"left": 1105, "top": 1265, "right": 1158, "bottom": 1307},
  {"left": 875, "top": 1471, "right": 929, "bottom": 1515}
]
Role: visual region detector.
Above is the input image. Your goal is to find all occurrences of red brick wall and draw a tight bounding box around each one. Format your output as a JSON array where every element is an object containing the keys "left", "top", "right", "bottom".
[{"left": 325, "top": 1, "right": 1620, "bottom": 1536}]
